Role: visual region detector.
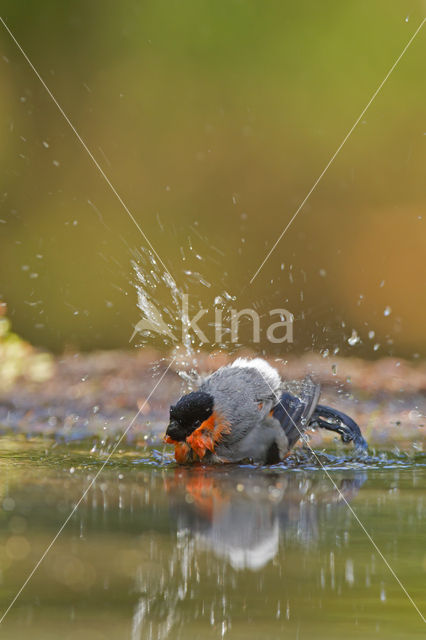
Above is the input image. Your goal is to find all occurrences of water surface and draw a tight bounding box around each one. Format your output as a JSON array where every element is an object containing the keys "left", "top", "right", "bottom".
[{"left": 0, "top": 438, "right": 424, "bottom": 639}]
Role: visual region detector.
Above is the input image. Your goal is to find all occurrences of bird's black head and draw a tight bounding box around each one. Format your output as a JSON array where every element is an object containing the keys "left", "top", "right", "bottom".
[{"left": 166, "top": 391, "right": 214, "bottom": 441}]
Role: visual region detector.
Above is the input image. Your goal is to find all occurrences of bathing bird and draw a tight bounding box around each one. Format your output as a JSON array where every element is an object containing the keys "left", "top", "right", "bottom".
[{"left": 164, "top": 357, "right": 367, "bottom": 464}]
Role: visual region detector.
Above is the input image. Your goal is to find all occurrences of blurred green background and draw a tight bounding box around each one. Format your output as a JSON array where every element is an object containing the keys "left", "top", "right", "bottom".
[{"left": 0, "top": 1, "right": 424, "bottom": 357}]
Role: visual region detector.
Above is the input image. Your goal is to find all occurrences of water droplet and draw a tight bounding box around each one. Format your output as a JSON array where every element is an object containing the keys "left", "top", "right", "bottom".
[
  {"left": 348, "top": 330, "right": 360, "bottom": 346},
  {"left": 384, "top": 306, "right": 391, "bottom": 317}
]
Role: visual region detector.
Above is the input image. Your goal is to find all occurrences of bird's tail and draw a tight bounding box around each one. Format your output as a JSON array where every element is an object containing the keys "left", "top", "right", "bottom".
[
  {"left": 310, "top": 404, "right": 367, "bottom": 451},
  {"left": 272, "top": 378, "right": 320, "bottom": 448}
]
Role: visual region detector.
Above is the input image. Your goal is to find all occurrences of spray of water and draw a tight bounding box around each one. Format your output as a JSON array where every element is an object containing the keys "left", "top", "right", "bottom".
[{"left": 130, "top": 246, "right": 238, "bottom": 383}]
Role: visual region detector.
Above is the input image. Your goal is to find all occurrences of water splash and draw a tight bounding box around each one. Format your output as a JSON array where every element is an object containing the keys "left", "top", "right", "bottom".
[{"left": 130, "top": 247, "right": 237, "bottom": 376}]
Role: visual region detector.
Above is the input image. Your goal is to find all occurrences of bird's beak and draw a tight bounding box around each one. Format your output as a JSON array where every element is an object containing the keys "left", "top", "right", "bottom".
[{"left": 164, "top": 420, "right": 180, "bottom": 443}]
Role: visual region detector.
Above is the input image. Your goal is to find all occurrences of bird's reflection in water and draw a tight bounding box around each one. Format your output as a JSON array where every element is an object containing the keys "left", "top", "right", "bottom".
[
  {"left": 132, "top": 467, "right": 366, "bottom": 639},
  {"left": 166, "top": 468, "right": 366, "bottom": 570}
]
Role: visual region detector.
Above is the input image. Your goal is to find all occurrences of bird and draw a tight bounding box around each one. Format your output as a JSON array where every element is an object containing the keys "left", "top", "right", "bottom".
[{"left": 164, "top": 357, "right": 367, "bottom": 464}]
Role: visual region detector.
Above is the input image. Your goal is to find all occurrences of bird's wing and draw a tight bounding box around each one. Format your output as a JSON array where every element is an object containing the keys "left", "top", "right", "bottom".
[
  {"left": 200, "top": 364, "right": 281, "bottom": 444},
  {"left": 272, "top": 377, "right": 320, "bottom": 448}
]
